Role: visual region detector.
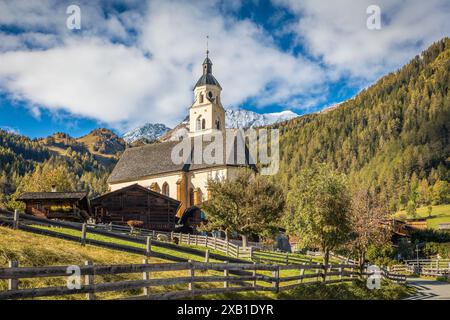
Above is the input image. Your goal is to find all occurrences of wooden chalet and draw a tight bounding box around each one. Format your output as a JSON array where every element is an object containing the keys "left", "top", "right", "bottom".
[
  {"left": 17, "top": 192, "right": 90, "bottom": 222},
  {"left": 90, "top": 184, "right": 180, "bottom": 231}
]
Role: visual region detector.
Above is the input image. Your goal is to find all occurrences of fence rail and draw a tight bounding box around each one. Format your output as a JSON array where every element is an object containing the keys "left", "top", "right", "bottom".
[
  {"left": 0, "top": 260, "right": 403, "bottom": 300},
  {"left": 0, "top": 210, "right": 250, "bottom": 264}
]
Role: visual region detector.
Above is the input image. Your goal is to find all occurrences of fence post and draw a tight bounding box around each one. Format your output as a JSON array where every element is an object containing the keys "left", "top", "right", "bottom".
[
  {"left": 223, "top": 261, "right": 229, "bottom": 288},
  {"left": 145, "top": 236, "right": 151, "bottom": 257},
  {"left": 195, "top": 234, "right": 198, "bottom": 246},
  {"left": 249, "top": 246, "right": 253, "bottom": 260},
  {"left": 187, "top": 233, "right": 191, "bottom": 245},
  {"left": 226, "top": 241, "right": 230, "bottom": 256},
  {"left": 205, "top": 249, "right": 210, "bottom": 263},
  {"left": 143, "top": 258, "right": 150, "bottom": 297},
  {"left": 272, "top": 266, "right": 279, "bottom": 293},
  {"left": 285, "top": 253, "right": 289, "bottom": 265},
  {"left": 205, "top": 235, "right": 208, "bottom": 248},
  {"left": 8, "top": 260, "right": 19, "bottom": 290},
  {"left": 13, "top": 209, "right": 19, "bottom": 230},
  {"left": 315, "top": 266, "right": 320, "bottom": 282},
  {"left": 214, "top": 236, "right": 217, "bottom": 250},
  {"left": 84, "top": 261, "right": 95, "bottom": 300},
  {"left": 188, "top": 260, "right": 194, "bottom": 294},
  {"left": 323, "top": 263, "right": 333, "bottom": 282},
  {"left": 237, "top": 246, "right": 240, "bottom": 258},
  {"left": 339, "top": 267, "right": 343, "bottom": 282},
  {"left": 170, "top": 231, "right": 174, "bottom": 241},
  {"left": 252, "top": 262, "right": 257, "bottom": 288},
  {"left": 81, "top": 223, "right": 87, "bottom": 246},
  {"left": 152, "top": 230, "right": 156, "bottom": 239},
  {"left": 298, "top": 263, "right": 305, "bottom": 284}
]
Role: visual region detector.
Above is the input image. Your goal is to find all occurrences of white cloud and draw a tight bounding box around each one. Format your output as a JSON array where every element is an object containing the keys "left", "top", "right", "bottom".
[
  {"left": 0, "top": 0, "right": 448, "bottom": 132},
  {"left": 0, "top": 0, "right": 326, "bottom": 131},
  {"left": 274, "top": 0, "right": 450, "bottom": 80}
]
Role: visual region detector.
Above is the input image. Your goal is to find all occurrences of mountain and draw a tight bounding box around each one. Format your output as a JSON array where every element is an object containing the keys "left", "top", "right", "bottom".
[
  {"left": 123, "top": 123, "right": 171, "bottom": 143},
  {"left": 156, "top": 108, "right": 299, "bottom": 142},
  {"left": 225, "top": 109, "right": 298, "bottom": 129},
  {"left": 275, "top": 38, "right": 450, "bottom": 211},
  {"left": 38, "top": 128, "right": 126, "bottom": 164}
]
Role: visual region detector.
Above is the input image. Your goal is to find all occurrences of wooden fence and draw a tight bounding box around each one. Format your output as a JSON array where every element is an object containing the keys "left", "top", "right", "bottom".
[
  {"left": 0, "top": 209, "right": 248, "bottom": 264},
  {"left": 0, "top": 259, "right": 404, "bottom": 300}
]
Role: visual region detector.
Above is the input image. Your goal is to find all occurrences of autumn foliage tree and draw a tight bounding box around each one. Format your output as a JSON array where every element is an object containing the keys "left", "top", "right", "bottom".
[
  {"left": 348, "top": 188, "right": 390, "bottom": 275},
  {"left": 201, "top": 168, "right": 285, "bottom": 246}
]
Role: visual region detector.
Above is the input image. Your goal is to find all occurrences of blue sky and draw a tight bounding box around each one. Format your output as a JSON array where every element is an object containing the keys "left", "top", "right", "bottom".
[{"left": 0, "top": 0, "right": 449, "bottom": 138}]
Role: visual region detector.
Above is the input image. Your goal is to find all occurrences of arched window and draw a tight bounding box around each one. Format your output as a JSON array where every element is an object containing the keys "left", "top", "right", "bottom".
[
  {"left": 215, "top": 119, "right": 220, "bottom": 130},
  {"left": 202, "top": 119, "right": 206, "bottom": 130},
  {"left": 162, "top": 182, "right": 169, "bottom": 196},
  {"left": 196, "top": 116, "right": 202, "bottom": 131},
  {"left": 199, "top": 93, "right": 204, "bottom": 103}
]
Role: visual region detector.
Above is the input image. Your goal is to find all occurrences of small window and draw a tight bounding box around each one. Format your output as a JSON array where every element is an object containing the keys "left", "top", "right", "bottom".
[
  {"left": 208, "top": 91, "right": 213, "bottom": 99},
  {"left": 199, "top": 93, "right": 204, "bottom": 103},
  {"left": 202, "top": 119, "right": 206, "bottom": 130},
  {"left": 215, "top": 119, "right": 220, "bottom": 130},
  {"left": 196, "top": 117, "right": 202, "bottom": 131}
]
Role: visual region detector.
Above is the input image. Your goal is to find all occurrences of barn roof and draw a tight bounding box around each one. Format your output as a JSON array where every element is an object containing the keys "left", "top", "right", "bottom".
[
  {"left": 107, "top": 137, "right": 256, "bottom": 184},
  {"left": 90, "top": 183, "right": 180, "bottom": 206},
  {"left": 17, "top": 192, "right": 88, "bottom": 201}
]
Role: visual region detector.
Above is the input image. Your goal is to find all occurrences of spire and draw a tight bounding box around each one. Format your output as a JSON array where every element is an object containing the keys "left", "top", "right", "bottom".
[{"left": 203, "top": 35, "right": 212, "bottom": 75}]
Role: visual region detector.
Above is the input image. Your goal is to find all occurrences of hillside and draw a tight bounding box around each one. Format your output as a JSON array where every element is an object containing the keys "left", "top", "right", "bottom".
[
  {"left": 0, "top": 129, "right": 114, "bottom": 208},
  {"left": 275, "top": 38, "right": 450, "bottom": 211}
]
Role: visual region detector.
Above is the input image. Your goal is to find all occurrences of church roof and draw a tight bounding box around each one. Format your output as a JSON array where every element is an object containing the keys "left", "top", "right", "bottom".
[
  {"left": 107, "top": 137, "right": 256, "bottom": 184},
  {"left": 194, "top": 52, "right": 222, "bottom": 90},
  {"left": 194, "top": 73, "right": 222, "bottom": 89}
]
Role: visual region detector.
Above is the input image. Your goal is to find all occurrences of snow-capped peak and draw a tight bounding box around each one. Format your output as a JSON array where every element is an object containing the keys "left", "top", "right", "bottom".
[
  {"left": 123, "top": 123, "right": 170, "bottom": 143},
  {"left": 225, "top": 108, "right": 298, "bottom": 129}
]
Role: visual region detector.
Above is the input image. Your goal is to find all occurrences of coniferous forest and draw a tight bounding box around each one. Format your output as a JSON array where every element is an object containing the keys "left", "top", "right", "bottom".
[{"left": 274, "top": 38, "right": 450, "bottom": 211}]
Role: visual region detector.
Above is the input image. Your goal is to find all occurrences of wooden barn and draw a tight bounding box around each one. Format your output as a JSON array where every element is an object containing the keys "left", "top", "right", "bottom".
[
  {"left": 16, "top": 192, "right": 91, "bottom": 222},
  {"left": 90, "top": 184, "right": 180, "bottom": 231}
]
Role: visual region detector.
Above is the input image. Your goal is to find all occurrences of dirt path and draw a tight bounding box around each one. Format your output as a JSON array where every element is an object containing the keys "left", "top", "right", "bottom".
[{"left": 405, "top": 278, "right": 450, "bottom": 300}]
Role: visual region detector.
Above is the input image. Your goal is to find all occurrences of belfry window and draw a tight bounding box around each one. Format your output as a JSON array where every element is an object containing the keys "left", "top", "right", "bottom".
[
  {"left": 199, "top": 93, "right": 204, "bottom": 103},
  {"left": 215, "top": 119, "right": 220, "bottom": 130}
]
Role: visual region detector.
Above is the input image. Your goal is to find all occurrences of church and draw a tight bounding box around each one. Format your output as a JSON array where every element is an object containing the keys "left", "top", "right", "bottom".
[{"left": 107, "top": 51, "right": 253, "bottom": 215}]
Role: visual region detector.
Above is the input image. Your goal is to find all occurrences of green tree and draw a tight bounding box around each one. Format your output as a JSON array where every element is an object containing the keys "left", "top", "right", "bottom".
[
  {"left": 8, "top": 163, "right": 77, "bottom": 211},
  {"left": 284, "top": 164, "right": 352, "bottom": 278},
  {"left": 202, "top": 168, "right": 284, "bottom": 246}
]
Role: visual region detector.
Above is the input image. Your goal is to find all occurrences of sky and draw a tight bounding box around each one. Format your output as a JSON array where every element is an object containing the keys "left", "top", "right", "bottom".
[{"left": 0, "top": 0, "right": 449, "bottom": 138}]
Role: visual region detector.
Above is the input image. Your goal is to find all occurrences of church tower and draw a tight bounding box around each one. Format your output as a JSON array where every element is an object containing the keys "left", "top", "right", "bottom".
[{"left": 189, "top": 50, "right": 225, "bottom": 137}]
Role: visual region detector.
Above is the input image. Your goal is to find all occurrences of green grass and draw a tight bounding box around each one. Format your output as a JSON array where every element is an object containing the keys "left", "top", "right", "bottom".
[
  {"left": 194, "top": 280, "right": 414, "bottom": 300},
  {"left": 395, "top": 204, "right": 450, "bottom": 229},
  {"left": 0, "top": 227, "right": 412, "bottom": 300},
  {"left": 32, "top": 225, "right": 229, "bottom": 263}
]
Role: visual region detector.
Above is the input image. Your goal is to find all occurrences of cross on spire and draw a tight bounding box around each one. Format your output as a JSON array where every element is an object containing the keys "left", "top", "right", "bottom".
[{"left": 206, "top": 35, "right": 209, "bottom": 57}]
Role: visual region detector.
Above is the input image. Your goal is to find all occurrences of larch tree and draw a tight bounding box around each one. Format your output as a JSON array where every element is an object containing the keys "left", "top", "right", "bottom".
[
  {"left": 284, "top": 164, "right": 352, "bottom": 279},
  {"left": 201, "top": 168, "right": 285, "bottom": 247}
]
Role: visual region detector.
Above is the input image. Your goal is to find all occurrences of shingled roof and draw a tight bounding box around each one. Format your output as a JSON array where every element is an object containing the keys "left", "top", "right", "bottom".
[
  {"left": 16, "top": 192, "right": 87, "bottom": 201},
  {"left": 107, "top": 137, "right": 256, "bottom": 184}
]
